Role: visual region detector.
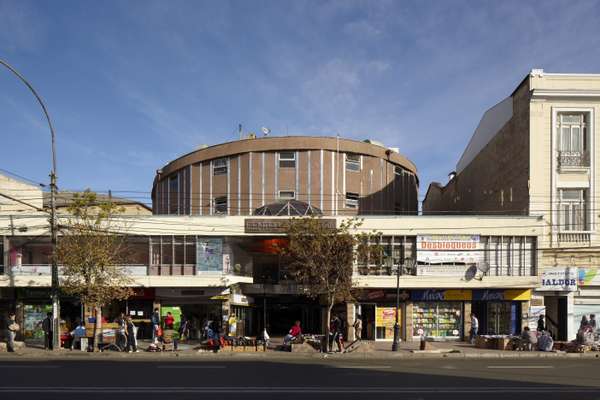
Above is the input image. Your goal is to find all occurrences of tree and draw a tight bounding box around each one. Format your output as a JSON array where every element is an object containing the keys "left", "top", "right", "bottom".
[
  {"left": 281, "top": 217, "right": 380, "bottom": 352},
  {"left": 55, "top": 190, "right": 134, "bottom": 351}
]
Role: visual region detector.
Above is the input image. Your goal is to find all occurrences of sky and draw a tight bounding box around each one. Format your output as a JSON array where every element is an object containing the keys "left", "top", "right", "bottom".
[{"left": 2, "top": 0, "right": 600, "bottom": 207}]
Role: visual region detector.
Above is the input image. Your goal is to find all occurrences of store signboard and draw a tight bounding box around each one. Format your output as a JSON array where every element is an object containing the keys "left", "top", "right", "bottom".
[
  {"left": 245, "top": 218, "right": 335, "bottom": 233},
  {"left": 410, "top": 289, "right": 472, "bottom": 301},
  {"left": 578, "top": 268, "right": 600, "bottom": 287},
  {"left": 196, "top": 237, "right": 223, "bottom": 273},
  {"left": 417, "top": 235, "right": 481, "bottom": 264},
  {"left": 472, "top": 289, "right": 531, "bottom": 301},
  {"left": 416, "top": 264, "right": 470, "bottom": 276},
  {"left": 539, "top": 267, "right": 577, "bottom": 291}
]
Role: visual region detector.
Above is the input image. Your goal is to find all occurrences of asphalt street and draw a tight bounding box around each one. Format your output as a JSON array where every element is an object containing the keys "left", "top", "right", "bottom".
[{"left": 0, "top": 358, "right": 599, "bottom": 400}]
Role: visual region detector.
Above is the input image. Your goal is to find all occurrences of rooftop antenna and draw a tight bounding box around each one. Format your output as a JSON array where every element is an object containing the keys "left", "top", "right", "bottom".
[
  {"left": 261, "top": 127, "right": 271, "bottom": 136},
  {"left": 238, "top": 124, "right": 242, "bottom": 140}
]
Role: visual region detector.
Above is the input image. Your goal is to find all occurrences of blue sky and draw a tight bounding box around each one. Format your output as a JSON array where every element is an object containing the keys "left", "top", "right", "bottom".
[{"left": 2, "top": 0, "right": 600, "bottom": 206}]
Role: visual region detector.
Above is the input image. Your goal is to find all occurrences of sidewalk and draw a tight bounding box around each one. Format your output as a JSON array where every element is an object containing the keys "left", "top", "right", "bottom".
[{"left": 2, "top": 339, "right": 600, "bottom": 360}]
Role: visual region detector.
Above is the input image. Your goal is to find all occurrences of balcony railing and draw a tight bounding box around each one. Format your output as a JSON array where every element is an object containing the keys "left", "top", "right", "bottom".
[
  {"left": 558, "top": 151, "right": 590, "bottom": 168},
  {"left": 558, "top": 232, "right": 591, "bottom": 245}
]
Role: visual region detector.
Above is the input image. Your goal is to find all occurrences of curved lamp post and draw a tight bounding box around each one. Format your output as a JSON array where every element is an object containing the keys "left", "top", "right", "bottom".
[{"left": 0, "top": 59, "right": 60, "bottom": 351}]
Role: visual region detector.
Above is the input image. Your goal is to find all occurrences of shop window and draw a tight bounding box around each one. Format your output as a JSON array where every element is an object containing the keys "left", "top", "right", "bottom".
[
  {"left": 173, "top": 236, "right": 185, "bottom": 265},
  {"left": 214, "top": 196, "right": 227, "bottom": 214},
  {"left": 161, "top": 236, "right": 172, "bottom": 265},
  {"left": 150, "top": 237, "right": 161, "bottom": 266},
  {"left": 278, "top": 152, "right": 296, "bottom": 168},
  {"left": 346, "top": 153, "right": 360, "bottom": 172},
  {"left": 412, "top": 302, "right": 462, "bottom": 339},
  {"left": 345, "top": 192, "right": 359, "bottom": 208},
  {"left": 278, "top": 190, "right": 295, "bottom": 200},
  {"left": 185, "top": 237, "right": 196, "bottom": 265},
  {"left": 213, "top": 158, "right": 228, "bottom": 176}
]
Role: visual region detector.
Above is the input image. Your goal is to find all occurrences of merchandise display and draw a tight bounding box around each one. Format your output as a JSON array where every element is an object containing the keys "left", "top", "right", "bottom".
[{"left": 413, "top": 302, "right": 462, "bottom": 338}]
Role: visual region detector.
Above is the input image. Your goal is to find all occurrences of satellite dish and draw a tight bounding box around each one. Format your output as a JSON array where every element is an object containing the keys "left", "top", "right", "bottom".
[
  {"left": 477, "top": 261, "right": 490, "bottom": 274},
  {"left": 261, "top": 127, "right": 271, "bottom": 136}
]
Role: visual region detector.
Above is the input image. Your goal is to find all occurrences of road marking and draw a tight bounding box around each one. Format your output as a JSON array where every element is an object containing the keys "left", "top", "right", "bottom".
[
  {"left": 0, "top": 386, "right": 597, "bottom": 394},
  {"left": 335, "top": 365, "right": 391, "bottom": 369},
  {"left": 156, "top": 365, "right": 227, "bottom": 369},
  {"left": 487, "top": 366, "right": 554, "bottom": 369}
]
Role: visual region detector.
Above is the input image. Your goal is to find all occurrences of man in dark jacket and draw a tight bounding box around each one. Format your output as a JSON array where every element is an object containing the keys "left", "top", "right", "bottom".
[{"left": 41, "top": 312, "right": 52, "bottom": 350}]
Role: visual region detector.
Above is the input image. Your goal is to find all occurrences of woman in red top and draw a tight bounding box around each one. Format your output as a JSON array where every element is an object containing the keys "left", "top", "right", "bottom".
[
  {"left": 164, "top": 312, "right": 175, "bottom": 329},
  {"left": 283, "top": 320, "right": 302, "bottom": 345}
]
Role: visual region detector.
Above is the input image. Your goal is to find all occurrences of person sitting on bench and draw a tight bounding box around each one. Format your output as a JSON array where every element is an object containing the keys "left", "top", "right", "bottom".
[{"left": 283, "top": 320, "right": 302, "bottom": 345}]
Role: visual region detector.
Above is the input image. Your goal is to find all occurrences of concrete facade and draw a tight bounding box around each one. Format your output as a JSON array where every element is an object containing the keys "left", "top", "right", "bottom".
[{"left": 152, "top": 136, "right": 419, "bottom": 216}]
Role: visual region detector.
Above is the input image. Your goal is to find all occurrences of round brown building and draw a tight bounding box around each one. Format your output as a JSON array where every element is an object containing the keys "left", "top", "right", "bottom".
[{"left": 151, "top": 136, "right": 418, "bottom": 216}]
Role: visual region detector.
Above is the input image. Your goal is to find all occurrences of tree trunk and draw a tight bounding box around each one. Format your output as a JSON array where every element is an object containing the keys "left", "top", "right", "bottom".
[
  {"left": 93, "top": 306, "right": 102, "bottom": 352},
  {"left": 324, "top": 304, "right": 333, "bottom": 353}
]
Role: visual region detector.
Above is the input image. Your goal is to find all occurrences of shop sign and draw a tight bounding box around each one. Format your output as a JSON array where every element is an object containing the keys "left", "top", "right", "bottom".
[
  {"left": 417, "top": 235, "right": 481, "bottom": 264},
  {"left": 578, "top": 268, "right": 600, "bottom": 287},
  {"left": 367, "top": 290, "right": 386, "bottom": 300},
  {"left": 416, "top": 264, "right": 471, "bottom": 277},
  {"left": 244, "top": 218, "right": 335, "bottom": 233},
  {"left": 539, "top": 267, "right": 577, "bottom": 291},
  {"left": 410, "top": 289, "right": 472, "bottom": 301},
  {"left": 231, "top": 293, "right": 250, "bottom": 305},
  {"left": 472, "top": 289, "right": 531, "bottom": 301}
]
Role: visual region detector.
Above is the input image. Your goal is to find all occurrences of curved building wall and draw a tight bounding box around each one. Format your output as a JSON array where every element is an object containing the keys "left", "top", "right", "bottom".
[{"left": 151, "top": 136, "right": 418, "bottom": 216}]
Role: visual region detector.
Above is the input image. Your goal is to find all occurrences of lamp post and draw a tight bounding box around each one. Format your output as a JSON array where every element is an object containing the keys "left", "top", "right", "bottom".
[
  {"left": 392, "top": 257, "right": 413, "bottom": 351},
  {"left": 0, "top": 59, "right": 60, "bottom": 351}
]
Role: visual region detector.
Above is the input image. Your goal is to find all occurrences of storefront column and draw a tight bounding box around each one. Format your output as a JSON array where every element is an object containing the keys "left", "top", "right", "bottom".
[
  {"left": 463, "top": 301, "right": 472, "bottom": 342},
  {"left": 346, "top": 303, "right": 356, "bottom": 342},
  {"left": 405, "top": 302, "right": 413, "bottom": 342},
  {"left": 521, "top": 300, "right": 531, "bottom": 330}
]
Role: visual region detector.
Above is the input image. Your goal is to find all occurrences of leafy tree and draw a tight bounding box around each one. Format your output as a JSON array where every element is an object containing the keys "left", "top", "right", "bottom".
[
  {"left": 55, "top": 190, "right": 134, "bottom": 351},
  {"left": 282, "top": 217, "right": 380, "bottom": 352}
]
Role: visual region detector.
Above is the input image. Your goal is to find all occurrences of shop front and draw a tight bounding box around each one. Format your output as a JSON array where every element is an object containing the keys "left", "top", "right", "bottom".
[
  {"left": 471, "top": 289, "right": 530, "bottom": 336},
  {"left": 355, "top": 289, "right": 408, "bottom": 341},
  {"left": 410, "top": 289, "right": 469, "bottom": 340}
]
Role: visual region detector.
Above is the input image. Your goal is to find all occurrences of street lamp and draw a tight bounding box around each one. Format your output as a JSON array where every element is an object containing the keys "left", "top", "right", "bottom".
[
  {"left": 0, "top": 59, "right": 60, "bottom": 351},
  {"left": 392, "top": 257, "right": 414, "bottom": 351}
]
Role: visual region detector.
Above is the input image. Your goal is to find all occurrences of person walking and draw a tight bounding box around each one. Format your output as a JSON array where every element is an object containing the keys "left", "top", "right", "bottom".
[
  {"left": 353, "top": 314, "right": 363, "bottom": 341},
  {"left": 537, "top": 314, "right": 545, "bottom": 332},
  {"left": 164, "top": 312, "right": 174, "bottom": 330},
  {"left": 125, "top": 316, "right": 138, "bottom": 353},
  {"left": 151, "top": 308, "right": 160, "bottom": 344},
  {"left": 116, "top": 313, "right": 127, "bottom": 350},
  {"left": 469, "top": 313, "right": 479, "bottom": 344},
  {"left": 6, "top": 313, "right": 19, "bottom": 353},
  {"left": 41, "top": 312, "right": 53, "bottom": 350}
]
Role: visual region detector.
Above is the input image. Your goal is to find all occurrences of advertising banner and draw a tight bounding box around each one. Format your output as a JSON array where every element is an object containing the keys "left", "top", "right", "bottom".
[
  {"left": 417, "top": 235, "right": 481, "bottom": 264},
  {"left": 472, "top": 289, "right": 531, "bottom": 301},
  {"left": 410, "top": 289, "right": 472, "bottom": 301},
  {"left": 539, "top": 267, "right": 577, "bottom": 291},
  {"left": 578, "top": 268, "right": 600, "bottom": 286},
  {"left": 376, "top": 307, "right": 399, "bottom": 340},
  {"left": 196, "top": 238, "right": 223, "bottom": 273},
  {"left": 23, "top": 304, "right": 52, "bottom": 339},
  {"left": 416, "top": 264, "right": 471, "bottom": 277}
]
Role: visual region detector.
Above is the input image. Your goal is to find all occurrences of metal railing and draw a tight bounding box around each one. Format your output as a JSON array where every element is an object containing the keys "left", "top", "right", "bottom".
[{"left": 558, "top": 151, "right": 590, "bottom": 168}]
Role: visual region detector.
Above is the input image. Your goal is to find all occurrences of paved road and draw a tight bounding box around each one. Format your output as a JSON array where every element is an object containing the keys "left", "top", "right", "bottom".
[{"left": 1, "top": 358, "right": 599, "bottom": 399}]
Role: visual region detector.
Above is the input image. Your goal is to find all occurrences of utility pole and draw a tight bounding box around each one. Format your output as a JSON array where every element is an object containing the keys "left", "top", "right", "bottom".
[{"left": 0, "top": 59, "right": 60, "bottom": 351}]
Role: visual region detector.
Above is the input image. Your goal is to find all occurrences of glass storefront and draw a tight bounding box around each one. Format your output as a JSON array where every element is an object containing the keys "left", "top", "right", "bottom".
[{"left": 412, "top": 302, "right": 462, "bottom": 339}]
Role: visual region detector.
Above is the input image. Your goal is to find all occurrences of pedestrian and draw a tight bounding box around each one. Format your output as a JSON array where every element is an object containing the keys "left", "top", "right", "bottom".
[
  {"left": 164, "top": 312, "right": 174, "bottom": 330},
  {"left": 227, "top": 314, "right": 237, "bottom": 338},
  {"left": 151, "top": 308, "right": 160, "bottom": 344},
  {"left": 537, "top": 314, "right": 545, "bottom": 332},
  {"left": 6, "top": 312, "right": 19, "bottom": 353},
  {"left": 520, "top": 326, "right": 537, "bottom": 351},
  {"left": 41, "top": 312, "right": 53, "bottom": 350},
  {"left": 116, "top": 313, "right": 127, "bottom": 350},
  {"left": 179, "top": 315, "right": 189, "bottom": 341},
  {"left": 580, "top": 315, "right": 589, "bottom": 330},
  {"left": 353, "top": 314, "right": 362, "bottom": 341},
  {"left": 590, "top": 314, "right": 597, "bottom": 331},
  {"left": 469, "top": 313, "right": 478, "bottom": 344},
  {"left": 283, "top": 320, "right": 302, "bottom": 345},
  {"left": 125, "top": 316, "right": 138, "bottom": 353},
  {"left": 329, "top": 316, "right": 344, "bottom": 352}
]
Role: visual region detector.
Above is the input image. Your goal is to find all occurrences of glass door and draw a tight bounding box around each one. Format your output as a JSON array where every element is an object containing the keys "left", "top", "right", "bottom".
[{"left": 487, "top": 302, "right": 511, "bottom": 335}]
